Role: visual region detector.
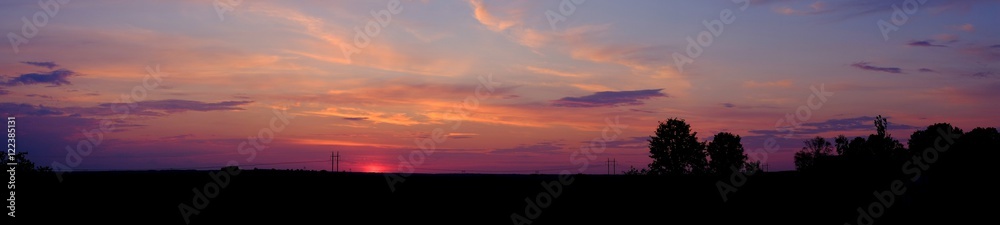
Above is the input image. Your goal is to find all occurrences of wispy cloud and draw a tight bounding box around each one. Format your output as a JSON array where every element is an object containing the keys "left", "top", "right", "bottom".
[
  {"left": 907, "top": 40, "right": 947, "bottom": 47},
  {"left": 743, "top": 80, "right": 793, "bottom": 88},
  {"left": 960, "top": 45, "right": 1000, "bottom": 61},
  {"left": 21, "top": 61, "right": 58, "bottom": 69},
  {"left": 933, "top": 34, "right": 959, "bottom": 43},
  {"left": 1, "top": 69, "right": 76, "bottom": 86},
  {"left": 0, "top": 103, "right": 65, "bottom": 116},
  {"left": 851, "top": 62, "right": 903, "bottom": 74},
  {"left": 1, "top": 99, "right": 252, "bottom": 118},
  {"left": 101, "top": 99, "right": 253, "bottom": 113},
  {"left": 773, "top": 1, "right": 830, "bottom": 15},
  {"left": 524, "top": 66, "right": 585, "bottom": 78},
  {"left": 749, "top": 116, "right": 918, "bottom": 136},
  {"left": 756, "top": 0, "right": 998, "bottom": 20},
  {"left": 552, "top": 89, "right": 667, "bottom": 107},
  {"left": 491, "top": 141, "right": 564, "bottom": 154},
  {"left": 954, "top": 23, "right": 975, "bottom": 32},
  {"left": 468, "top": 0, "right": 520, "bottom": 32},
  {"left": 308, "top": 107, "right": 424, "bottom": 126},
  {"left": 161, "top": 134, "right": 195, "bottom": 141}
]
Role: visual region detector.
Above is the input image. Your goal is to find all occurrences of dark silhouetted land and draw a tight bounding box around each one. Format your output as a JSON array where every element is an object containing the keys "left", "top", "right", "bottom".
[{"left": 16, "top": 167, "right": 994, "bottom": 224}]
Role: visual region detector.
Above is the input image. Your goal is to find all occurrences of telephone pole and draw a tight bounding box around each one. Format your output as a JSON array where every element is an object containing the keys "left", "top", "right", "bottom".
[
  {"left": 331, "top": 151, "right": 340, "bottom": 172},
  {"left": 607, "top": 158, "right": 617, "bottom": 175}
]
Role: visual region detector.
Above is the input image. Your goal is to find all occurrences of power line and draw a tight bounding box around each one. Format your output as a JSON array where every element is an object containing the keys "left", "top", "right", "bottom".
[
  {"left": 62, "top": 157, "right": 638, "bottom": 174},
  {"left": 68, "top": 159, "right": 332, "bottom": 171}
]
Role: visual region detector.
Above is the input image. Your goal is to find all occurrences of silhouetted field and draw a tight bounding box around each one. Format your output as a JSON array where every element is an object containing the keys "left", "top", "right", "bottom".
[{"left": 15, "top": 165, "right": 993, "bottom": 224}]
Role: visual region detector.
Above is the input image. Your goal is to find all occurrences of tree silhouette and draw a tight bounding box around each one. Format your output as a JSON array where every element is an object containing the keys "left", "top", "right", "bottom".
[
  {"left": 814, "top": 115, "right": 910, "bottom": 171},
  {"left": 834, "top": 135, "right": 849, "bottom": 155},
  {"left": 623, "top": 166, "right": 649, "bottom": 175},
  {"left": 794, "top": 136, "right": 833, "bottom": 171},
  {"left": 707, "top": 132, "right": 748, "bottom": 174},
  {"left": 908, "top": 123, "right": 963, "bottom": 156},
  {"left": 866, "top": 115, "right": 906, "bottom": 160},
  {"left": 843, "top": 137, "right": 868, "bottom": 159},
  {"left": 961, "top": 127, "right": 999, "bottom": 149},
  {"left": 647, "top": 118, "right": 707, "bottom": 175},
  {"left": 874, "top": 115, "right": 888, "bottom": 137},
  {"left": 3, "top": 153, "right": 53, "bottom": 174},
  {"left": 955, "top": 127, "right": 1000, "bottom": 169}
]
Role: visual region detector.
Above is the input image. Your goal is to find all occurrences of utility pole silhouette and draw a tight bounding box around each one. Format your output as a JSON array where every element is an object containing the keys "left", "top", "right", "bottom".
[
  {"left": 607, "top": 158, "right": 616, "bottom": 175},
  {"left": 331, "top": 151, "right": 340, "bottom": 172}
]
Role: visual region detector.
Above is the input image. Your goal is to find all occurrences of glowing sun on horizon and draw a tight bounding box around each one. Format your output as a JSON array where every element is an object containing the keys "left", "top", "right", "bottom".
[{"left": 364, "top": 164, "right": 385, "bottom": 173}]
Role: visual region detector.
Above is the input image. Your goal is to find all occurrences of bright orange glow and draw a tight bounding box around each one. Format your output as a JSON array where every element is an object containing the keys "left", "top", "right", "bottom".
[{"left": 364, "top": 164, "right": 385, "bottom": 173}]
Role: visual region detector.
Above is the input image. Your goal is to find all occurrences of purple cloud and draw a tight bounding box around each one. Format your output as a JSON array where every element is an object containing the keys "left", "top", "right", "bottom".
[
  {"left": 630, "top": 108, "right": 656, "bottom": 113},
  {"left": 851, "top": 62, "right": 903, "bottom": 74},
  {"left": 918, "top": 68, "right": 936, "bottom": 73},
  {"left": 26, "top": 94, "right": 54, "bottom": 99},
  {"left": 98, "top": 99, "right": 253, "bottom": 113},
  {"left": 21, "top": 61, "right": 58, "bottom": 69},
  {"left": 552, "top": 89, "right": 667, "bottom": 107},
  {"left": 592, "top": 136, "right": 649, "bottom": 149},
  {"left": 749, "top": 116, "right": 918, "bottom": 136},
  {"left": 491, "top": 141, "right": 565, "bottom": 154},
  {"left": 1, "top": 69, "right": 75, "bottom": 86},
  {"left": 0, "top": 103, "right": 64, "bottom": 116},
  {"left": 2, "top": 99, "right": 252, "bottom": 119},
  {"left": 343, "top": 117, "right": 368, "bottom": 121},
  {"left": 968, "top": 71, "right": 995, "bottom": 78},
  {"left": 161, "top": 134, "right": 195, "bottom": 140},
  {"left": 907, "top": 40, "right": 947, "bottom": 47}
]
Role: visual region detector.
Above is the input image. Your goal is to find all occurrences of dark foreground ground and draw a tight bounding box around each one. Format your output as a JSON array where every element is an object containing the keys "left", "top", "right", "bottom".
[{"left": 8, "top": 165, "right": 996, "bottom": 224}]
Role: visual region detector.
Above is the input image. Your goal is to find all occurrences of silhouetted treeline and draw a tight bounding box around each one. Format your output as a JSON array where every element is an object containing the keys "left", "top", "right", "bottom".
[
  {"left": 792, "top": 115, "right": 998, "bottom": 174},
  {"left": 638, "top": 115, "right": 999, "bottom": 175}
]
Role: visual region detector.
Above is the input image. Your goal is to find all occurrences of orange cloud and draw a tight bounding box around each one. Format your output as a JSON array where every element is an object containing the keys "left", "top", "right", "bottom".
[
  {"left": 525, "top": 66, "right": 586, "bottom": 78},
  {"left": 468, "top": 0, "right": 519, "bottom": 32},
  {"left": 773, "top": 1, "right": 828, "bottom": 15},
  {"left": 291, "top": 138, "right": 407, "bottom": 148},
  {"left": 251, "top": 3, "right": 472, "bottom": 77},
  {"left": 743, "top": 80, "right": 793, "bottom": 88},
  {"left": 955, "top": 23, "right": 975, "bottom": 32},
  {"left": 307, "top": 107, "right": 427, "bottom": 126},
  {"left": 571, "top": 83, "right": 615, "bottom": 92}
]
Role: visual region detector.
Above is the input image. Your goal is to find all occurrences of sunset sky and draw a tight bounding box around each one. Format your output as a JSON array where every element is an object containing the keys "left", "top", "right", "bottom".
[{"left": 2, "top": 0, "right": 998, "bottom": 173}]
